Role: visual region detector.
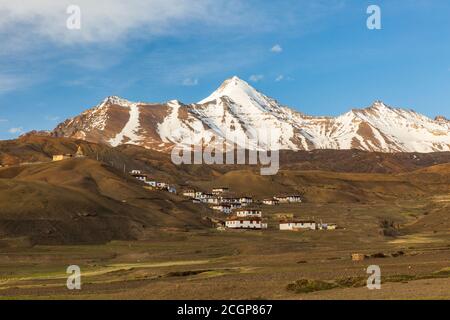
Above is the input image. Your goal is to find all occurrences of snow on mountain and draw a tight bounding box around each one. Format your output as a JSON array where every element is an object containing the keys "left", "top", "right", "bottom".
[
  {"left": 435, "top": 116, "right": 450, "bottom": 130},
  {"left": 199, "top": 76, "right": 282, "bottom": 113},
  {"left": 51, "top": 77, "right": 450, "bottom": 153},
  {"left": 108, "top": 100, "right": 142, "bottom": 147},
  {"left": 194, "top": 76, "right": 303, "bottom": 150},
  {"left": 157, "top": 100, "right": 215, "bottom": 145}
]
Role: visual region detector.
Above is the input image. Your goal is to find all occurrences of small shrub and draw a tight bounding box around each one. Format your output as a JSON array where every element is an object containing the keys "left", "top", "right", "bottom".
[
  {"left": 379, "top": 218, "right": 401, "bottom": 237},
  {"left": 286, "top": 279, "right": 337, "bottom": 294},
  {"left": 369, "top": 252, "right": 388, "bottom": 258},
  {"left": 385, "top": 274, "right": 416, "bottom": 283},
  {"left": 432, "top": 268, "right": 450, "bottom": 277},
  {"left": 391, "top": 250, "right": 405, "bottom": 257},
  {"left": 164, "top": 269, "right": 211, "bottom": 277},
  {"left": 335, "top": 277, "right": 366, "bottom": 288}
]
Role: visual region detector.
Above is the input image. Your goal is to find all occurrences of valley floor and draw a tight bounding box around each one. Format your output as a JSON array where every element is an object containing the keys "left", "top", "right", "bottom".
[{"left": 0, "top": 201, "right": 449, "bottom": 300}]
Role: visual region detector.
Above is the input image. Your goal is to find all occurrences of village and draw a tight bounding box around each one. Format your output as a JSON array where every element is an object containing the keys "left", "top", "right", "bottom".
[
  {"left": 127, "top": 167, "right": 338, "bottom": 233},
  {"left": 50, "top": 148, "right": 338, "bottom": 233}
]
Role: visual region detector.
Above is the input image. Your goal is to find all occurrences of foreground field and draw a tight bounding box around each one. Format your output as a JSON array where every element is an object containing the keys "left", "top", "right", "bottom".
[{"left": 0, "top": 201, "right": 448, "bottom": 300}]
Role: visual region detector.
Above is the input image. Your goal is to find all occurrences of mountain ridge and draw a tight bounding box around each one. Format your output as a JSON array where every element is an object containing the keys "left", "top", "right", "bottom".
[{"left": 48, "top": 76, "right": 450, "bottom": 153}]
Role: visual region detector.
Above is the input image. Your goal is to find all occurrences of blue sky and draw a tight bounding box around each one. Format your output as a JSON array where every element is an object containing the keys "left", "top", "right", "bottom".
[{"left": 0, "top": 0, "right": 449, "bottom": 139}]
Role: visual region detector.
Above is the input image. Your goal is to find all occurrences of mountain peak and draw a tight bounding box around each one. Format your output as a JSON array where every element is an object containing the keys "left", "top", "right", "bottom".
[
  {"left": 369, "top": 100, "right": 388, "bottom": 110},
  {"left": 365, "top": 100, "right": 421, "bottom": 116},
  {"left": 199, "top": 76, "right": 257, "bottom": 103},
  {"left": 219, "top": 75, "right": 248, "bottom": 87},
  {"left": 198, "top": 76, "right": 275, "bottom": 110},
  {"left": 372, "top": 100, "right": 385, "bottom": 105},
  {"left": 229, "top": 75, "right": 244, "bottom": 82},
  {"left": 435, "top": 115, "right": 448, "bottom": 122},
  {"left": 101, "top": 96, "right": 135, "bottom": 108}
]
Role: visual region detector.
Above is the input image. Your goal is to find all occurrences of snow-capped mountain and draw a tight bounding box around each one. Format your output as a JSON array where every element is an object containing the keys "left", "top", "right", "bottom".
[{"left": 52, "top": 76, "right": 450, "bottom": 153}]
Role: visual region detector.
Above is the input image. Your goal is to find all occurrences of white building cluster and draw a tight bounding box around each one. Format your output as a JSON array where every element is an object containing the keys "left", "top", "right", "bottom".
[
  {"left": 130, "top": 170, "right": 176, "bottom": 193},
  {"left": 279, "top": 220, "right": 337, "bottom": 231},
  {"left": 225, "top": 209, "right": 267, "bottom": 230},
  {"left": 261, "top": 195, "right": 303, "bottom": 205},
  {"left": 180, "top": 186, "right": 338, "bottom": 232},
  {"left": 182, "top": 187, "right": 253, "bottom": 213}
]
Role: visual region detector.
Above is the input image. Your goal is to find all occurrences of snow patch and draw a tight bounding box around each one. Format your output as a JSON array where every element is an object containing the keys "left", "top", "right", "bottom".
[{"left": 109, "top": 103, "right": 142, "bottom": 147}]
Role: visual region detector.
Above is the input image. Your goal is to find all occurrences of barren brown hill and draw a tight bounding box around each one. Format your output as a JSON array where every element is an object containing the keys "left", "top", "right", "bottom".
[
  {"left": 3, "top": 136, "right": 450, "bottom": 174},
  {"left": 188, "top": 164, "right": 450, "bottom": 203},
  {"left": 0, "top": 158, "right": 212, "bottom": 245},
  {"left": 278, "top": 149, "right": 450, "bottom": 173},
  {"left": 0, "top": 135, "right": 144, "bottom": 168}
]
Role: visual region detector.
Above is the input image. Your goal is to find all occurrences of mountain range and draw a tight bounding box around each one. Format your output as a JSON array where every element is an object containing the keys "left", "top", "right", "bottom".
[{"left": 49, "top": 76, "right": 450, "bottom": 153}]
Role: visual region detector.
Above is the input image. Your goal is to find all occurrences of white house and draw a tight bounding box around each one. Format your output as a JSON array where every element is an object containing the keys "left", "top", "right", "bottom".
[
  {"left": 212, "top": 187, "right": 229, "bottom": 195},
  {"left": 195, "top": 191, "right": 204, "bottom": 199},
  {"left": 213, "top": 202, "right": 241, "bottom": 210},
  {"left": 319, "top": 223, "right": 337, "bottom": 230},
  {"left": 274, "top": 195, "right": 302, "bottom": 203},
  {"left": 279, "top": 220, "right": 316, "bottom": 231},
  {"left": 198, "top": 193, "right": 214, "bottom": 202},
  {"left": 132, "top": 173, "right": 147, "bottom": 182},
  {"left": 236, "top": 209, "right": 262, "bottom": 218},
  {"left": 263, "top": 198, "right": 279, "bottom": 205},
  {"left": 212, "top": 204, "right": 232, "bottom": 214},
  {"left": 204, "top": 196, "right": 220, "bottom": 205},
  {"left": 287, "top": 195, "right": 302, "bottom": 203},
  {"left": 130, "top": 170, "right": 142, "bottom": 175},
  {"left": 239, "top": 197, "right": 253, "bottom": 205},
  {"left": 145, "top": 180, "right": 157, "bottom": 187},
  {"left": 221, "top": 197, "right": 241, "bottom": 204},
  {"left": 274, "top": 196, "right": 289, "bottom": 203},
  {"left": 226, "top": 217, "right": 267, "bottom": 229},
  {"left": 229, "top": 202, "right": 242, "bottom": 210},
  {"left": 182, "top": 189, "right": 196, "bottom": 198}
]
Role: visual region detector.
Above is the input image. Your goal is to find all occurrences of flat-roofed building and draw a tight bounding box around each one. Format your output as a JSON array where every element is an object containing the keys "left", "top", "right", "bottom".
[
  {"left": 226, "top": 216, "right": 267, "bottom": 230},
  {"left": 279, "top": 220, "right": 316, "bottom": 231},
  {"left": 235, "top": 209, "right": 262, "bottom": 218}
]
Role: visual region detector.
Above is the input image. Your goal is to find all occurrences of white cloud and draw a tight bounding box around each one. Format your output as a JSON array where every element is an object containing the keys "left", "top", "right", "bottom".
[
  {"left": 249, "top": 74, "right": 264, "bottom": 82},
  {"left": 271, "top": 44, "right": 283, "bottom": 53},
  {"left": 182, "top": 78, "right": 199, "bottom": 86},
  {"left": 0, "top": 0, "right": 258, "bottom": 46},
  {"left": 0, "top": 74, "right": 26, "bottom": 94},
  {"left": 8, "top": 127, "right": 23, "bottom": 134},
  {"left": 0, "top": 1, "right": 347, "bottom": 55},
  {"left": 275, "top": 75, "right": 284, "bottom": 82}
]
